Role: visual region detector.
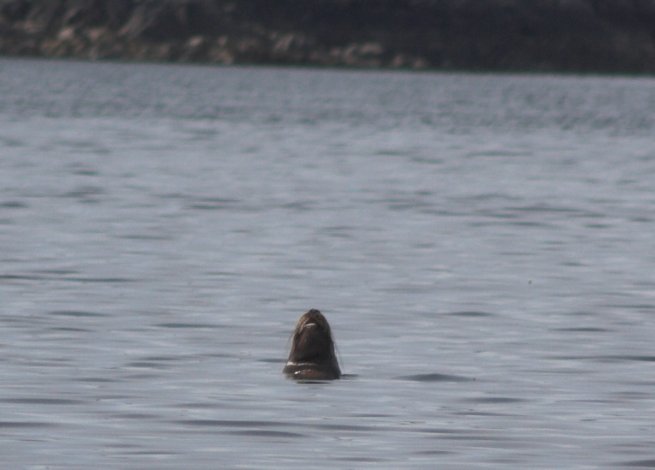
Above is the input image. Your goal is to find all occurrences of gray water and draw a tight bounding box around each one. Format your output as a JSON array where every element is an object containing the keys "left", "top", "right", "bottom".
[{"left": 1, "top": 58, "right": 655, "bottom": 469}]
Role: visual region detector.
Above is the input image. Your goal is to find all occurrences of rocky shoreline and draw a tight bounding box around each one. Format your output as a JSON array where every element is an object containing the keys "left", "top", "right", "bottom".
[{"left": 2, "top": 0, "right": 655, "bottom": 73}]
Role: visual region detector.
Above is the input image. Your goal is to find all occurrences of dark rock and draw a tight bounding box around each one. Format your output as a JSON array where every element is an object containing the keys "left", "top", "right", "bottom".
[
  {"left": 1, "top": 0, "right": 655, "bottom": 73},
  {"left": 0, "top": 0, "right": 31, "bottom": 22},
  {"left": 64, "top": 0, "right": 134, "bottom": 29},
  {"left": 184, "top": 2, "right": 225, "bottom": 36},
  {"left": 21, "top": 1, "right": 66, "bottom": 34},
  {"left": 120, "top": 1, "right": 191, "bottom": 41}
]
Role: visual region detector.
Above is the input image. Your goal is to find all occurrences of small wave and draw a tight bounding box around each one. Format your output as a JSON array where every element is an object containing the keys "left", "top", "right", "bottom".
[{"left": 397, "top": 373, "right": 474, "bottom": 382}]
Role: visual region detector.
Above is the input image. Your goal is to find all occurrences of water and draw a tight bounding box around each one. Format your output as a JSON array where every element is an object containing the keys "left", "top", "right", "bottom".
[{"left": 1, "top": 58, "right": 655, "bottom": 468}]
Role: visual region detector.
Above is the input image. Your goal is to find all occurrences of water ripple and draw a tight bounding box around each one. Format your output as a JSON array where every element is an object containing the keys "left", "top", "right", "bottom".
[
  {"left": 0, "top": 421, "right": 59, "bottom": 428},
  {"left": 397, "top": 373, "right": 474, "bottom": 383},
  {"left": 1, "top": 398, "right": 84, "bottom": 405}
]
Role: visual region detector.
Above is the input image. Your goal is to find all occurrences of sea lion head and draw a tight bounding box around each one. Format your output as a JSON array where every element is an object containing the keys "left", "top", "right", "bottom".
[{"left": 283, "top": 309, "right": 341, "bottom": 380}]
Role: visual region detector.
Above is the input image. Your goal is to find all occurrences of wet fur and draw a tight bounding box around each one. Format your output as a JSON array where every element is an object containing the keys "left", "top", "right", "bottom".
[{"left": 283, "top": 309, "right": 341, "bottom": 380}]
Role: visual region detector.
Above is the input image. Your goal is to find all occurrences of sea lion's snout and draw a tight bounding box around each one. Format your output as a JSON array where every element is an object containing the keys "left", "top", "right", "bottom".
[{"left": 283, "top": 309, "right": 341, "bottom": 380}]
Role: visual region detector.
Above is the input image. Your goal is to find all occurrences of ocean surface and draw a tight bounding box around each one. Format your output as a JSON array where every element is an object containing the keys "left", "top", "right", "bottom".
[{"left": 1, "top": 57, "right": 655, "bottom": 469}]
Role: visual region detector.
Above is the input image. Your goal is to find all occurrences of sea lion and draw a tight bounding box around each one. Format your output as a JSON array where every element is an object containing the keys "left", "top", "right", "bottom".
[{"left": 283, "top": 309, "right": 341, "bottom": 380}]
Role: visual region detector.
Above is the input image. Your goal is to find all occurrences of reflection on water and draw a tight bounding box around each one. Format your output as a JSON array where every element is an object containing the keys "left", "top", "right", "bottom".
[{"left": 1, "top": 58, "right": 655, "bottom": 468}]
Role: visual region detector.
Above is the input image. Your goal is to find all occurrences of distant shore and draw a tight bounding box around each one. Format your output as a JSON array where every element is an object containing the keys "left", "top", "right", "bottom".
[{"left": 2, "top": 0, "right": 655, "bottom": 74}]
